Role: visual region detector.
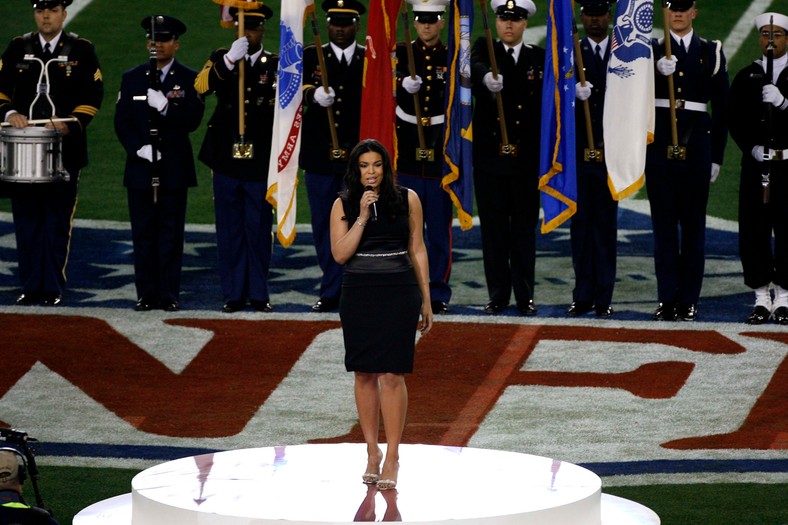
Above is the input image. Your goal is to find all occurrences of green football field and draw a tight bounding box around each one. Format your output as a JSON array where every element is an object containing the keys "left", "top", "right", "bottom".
[{"left": 1, "top": 2, "right": 787, "bottom": 524}]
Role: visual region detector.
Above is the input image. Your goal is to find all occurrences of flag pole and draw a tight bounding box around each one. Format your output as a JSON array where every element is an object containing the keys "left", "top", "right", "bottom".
[
  {"left": 399, "top": 2, "right": 433, "bottom": 162},
  {"left": 309, "top": 11, "right": 347, "bottom": 161},
  {"left": 572, "top": 18, "right": 602, "bottom": 162},
  {"left": 478, "top": 0, "right": 517, "bottom": 156},
  {"left": 662, "top": 1, "right": 685, "bottom": 160},
  {"left": 213, "top": 0, "right": 260, "bottom": 159}
]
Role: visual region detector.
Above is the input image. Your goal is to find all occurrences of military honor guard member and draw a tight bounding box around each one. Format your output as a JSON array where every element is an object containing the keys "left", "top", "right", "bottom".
[
  {"left": 647, "top": 0, "right": 729, "bottom": 321},
  {"left": 115, "top": 16, "right": 204, "bottom": 312},
  {"left": 0, "top": 0, "right": 103, "bottom": 306},
  {"left": 195, "top": 5, "right": 278, "bottom": 313},
  {"left": 729, "top": 12, "right": 788, "bottom": 324},
  {"left": 300, "top": 0, "right": 366, "bottom": 313},
  {"left": 395, "top": 0, "right": 453, "bottom": 315},
  {"left": 567, "top": 0, "right": 617, "bottom": 319},
  {"left": 471, "top": 0, "right": 544, "bottom": 316}
]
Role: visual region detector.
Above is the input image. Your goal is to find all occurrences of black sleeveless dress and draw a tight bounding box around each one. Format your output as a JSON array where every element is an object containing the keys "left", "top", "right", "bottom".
[{"left": 339, "top": 188, "right": 421, "bottom": 373}]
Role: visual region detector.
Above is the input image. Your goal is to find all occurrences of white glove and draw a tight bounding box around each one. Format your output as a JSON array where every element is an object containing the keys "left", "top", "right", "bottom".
[
  {"left": 575, "top": 81, "right": 593, "bottom": 101},
  {"left": 313, "top": 86, "right": 335, "bottom": 107},
  {"left": 656, "top": 56, "right": 677, "bottom": 76},
  {"left": 146, "top": 88, "right": 168, "bottom": 112},
  {"left": 710, "top": 162, "right": 720, "bottom": 183},
  {"left": 402, "top": 75, "right": 422, "bottom": 94},
  {"left": 136, "top": 144, "right": 162, "bottom": 162},
  {"left": 226, "top": 36, "right": 249, "bottom": 64},
  {"left": 482, "top": 72, "right": 503, "bottom": 93},
  {"left": 751, "top": 145, "right": 771, "bottom": 162},
  {"left": 762, "top": 84, "right": 786, "bottom": 108}
]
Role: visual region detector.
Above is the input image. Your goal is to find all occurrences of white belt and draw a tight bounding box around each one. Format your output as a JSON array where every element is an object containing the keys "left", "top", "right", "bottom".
[
  {"left": 396, "top": 106, "right": 445, "bottom": 126},
  {"left": 655, "top": 98, "right": 707, "bottom": 112},
  {"left": 768, "top": 148, "right": 788, "bottom": 161}
]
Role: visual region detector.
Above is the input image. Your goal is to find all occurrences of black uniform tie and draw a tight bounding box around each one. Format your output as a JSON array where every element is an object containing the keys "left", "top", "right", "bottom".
[
  {"left": 507, "top": 47, "right": 515, "bottom": 65},
  {"left": 594, "top": 44, "right": 603, "bottom": 68},
  {"left": 43, "top": 42, "right": 52, "bottom": 59}
]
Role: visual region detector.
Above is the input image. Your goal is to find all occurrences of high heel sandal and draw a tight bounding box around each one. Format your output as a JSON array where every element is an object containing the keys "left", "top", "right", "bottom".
[
  {"left": 362, "top": 472, "right": 380, "bottom": 484},
  {"left": 376, "top": 478, "right": 397, "bottom": 491}
]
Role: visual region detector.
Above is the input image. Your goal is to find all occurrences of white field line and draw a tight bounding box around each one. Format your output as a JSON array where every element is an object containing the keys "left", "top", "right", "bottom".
[{"left": 723, "top": 0, "right": 777, "bottom": 60}]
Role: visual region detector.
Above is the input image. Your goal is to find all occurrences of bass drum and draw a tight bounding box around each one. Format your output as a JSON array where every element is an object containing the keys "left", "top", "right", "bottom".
[{"left": 0, "top": 126, "right": 67, "bottom": 183}]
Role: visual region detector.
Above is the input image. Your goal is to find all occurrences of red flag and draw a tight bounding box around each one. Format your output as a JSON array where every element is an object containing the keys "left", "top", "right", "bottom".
[{"left": 359, "top": 0, "right": 402, "bottom": 158}]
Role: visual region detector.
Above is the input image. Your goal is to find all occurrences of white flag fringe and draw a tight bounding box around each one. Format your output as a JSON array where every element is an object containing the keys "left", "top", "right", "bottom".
[
  {"left": 603, "top": 0, "right": 655, "bottom": 200},
  {"left": 266, "top": 0, "right": 313, "bottom": 247}
]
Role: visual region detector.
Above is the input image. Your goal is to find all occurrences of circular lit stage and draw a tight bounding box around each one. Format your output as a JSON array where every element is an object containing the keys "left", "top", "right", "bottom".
[{"left": 73, "top": 444, "right": 659, "bottom": 525}]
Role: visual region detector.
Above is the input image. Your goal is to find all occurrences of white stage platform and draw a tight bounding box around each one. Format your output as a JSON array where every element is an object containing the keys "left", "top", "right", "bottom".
[{"left": 73, "top": 444, "right": 659, "bottom": 525}]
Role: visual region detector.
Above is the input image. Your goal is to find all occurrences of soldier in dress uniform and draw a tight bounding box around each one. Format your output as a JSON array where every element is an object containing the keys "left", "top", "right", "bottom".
[
  {"left": 300, "top": 0, "right": 366, "bottom": 313},
  {"left": 115, "top": 16, "right": 204, "bottom": 312},
  {"left": 647, "top": 0, "right": 729, "bottom": 321},
  {"left": 567, "top": 0, "right": 617, "bottom": 319},
  {"left": 471, "top": 0, "right": 544, "bottom": 316},
  {"left": 195, "top": 5, "right": 278, "bottom": 313},
  {"left": 0, "top": 0, "right": 103, "bottom": 306},
  {"left": 729, "top": 12, "right": 788, "bottom": 324},
  {"left": 395, "top": 0, "right": 452, "bottom": 315}
]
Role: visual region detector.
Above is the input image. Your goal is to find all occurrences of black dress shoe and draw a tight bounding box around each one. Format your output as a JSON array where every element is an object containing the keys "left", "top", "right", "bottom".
[
  {"left": 41, "top": 293, "right": 62, "bottom": 306},
  {"left": 15, "top": 292, "right": 40, "bottom": 305},
  {"left": 517, "top": 300, "right": 537, "bottom": 316},
  {"left": 431, "top": 301, "right": 449, "bottom": 314},
  {"left": 135, "top": 297, "right": 158, "bottom": 312},
  {"left": 222, "top": 300, "right": 246, "bottom": 313},
  {"left": 161, "top": 299, "right": 179, "bottom": 312},
  {"left": 677, "top": 303, "right": 698, "bottom": 321},
  {"left": 251, "top": 300, "right": 273, "bottom": 313},
  {"left": 595, "top": 305, "right": 614, "bottom": 318},
  {"left": 773, "top": 306, "right": 788, "bottom": 325},
  {"left": 745, "top": 305, "right": 771, "bottom": 325},
  {"left": 653, "top": 302, "right": 677, "bottom": 321},
  {"left": 311, "top": 297, "right": 339, "bottom": 312},
  {"left": 484, "top": 301, "right": 507, "bottom": 314},
  {"left": 566, "top": 301, "right": 593, "bottom": 316}
]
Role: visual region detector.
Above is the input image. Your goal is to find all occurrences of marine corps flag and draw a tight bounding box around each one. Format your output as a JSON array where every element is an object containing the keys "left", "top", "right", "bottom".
[
  {"left": 538, "top": 0, "right": 577, "bottom": 234},
  {"left": 441, "top": 0, "right": 474, "bottom": 231},
  {"left": 359, "top": 0, "right": 403, "bottom": 156},
  {"left": 603, "top": 0, "right": 655, "bottom": 199},
  {"left": 266, "top": 0, "right": 313, "bottom": 247}
]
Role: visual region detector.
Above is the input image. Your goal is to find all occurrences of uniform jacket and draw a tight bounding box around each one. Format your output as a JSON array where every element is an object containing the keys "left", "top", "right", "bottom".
[
  {"left": 729, "top": 59, "right": 788, "bottom": 175},
  {"left": 299, "top": 43, "right": 364, "bottom": 176},
  {"left": 650, "top": 34, "right": 729, "bottom": 165},
  {"left": 395, "top": 39, "right": 448, "bottom": 178},
  {"left": 470, "top": 37, "right": 545, "bottom": 175},
  {"left": 195, "top": 48, "right": 277, "bottom": 181},
  {"left": 115, "top": 59, "right": 204, "bottom": 190},
  {"left": 0, "top": 31, "right": 103, "bottom": 172},
  {"left": 575, "top": 36, "right": 609, "bottom": 157}
]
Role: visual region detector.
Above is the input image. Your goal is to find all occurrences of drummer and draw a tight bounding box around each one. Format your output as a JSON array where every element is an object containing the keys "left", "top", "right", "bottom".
[{"left": 0, "top": 0, "right": 104, "bottom": 306}]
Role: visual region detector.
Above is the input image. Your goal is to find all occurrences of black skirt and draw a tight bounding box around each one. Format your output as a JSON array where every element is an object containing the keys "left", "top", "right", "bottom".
[{"left": 340, "top": 272, "right": 421, "bottom": 374}]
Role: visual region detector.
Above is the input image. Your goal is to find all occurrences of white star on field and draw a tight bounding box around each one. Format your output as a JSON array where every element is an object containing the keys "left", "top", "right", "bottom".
[
  {"left": 74, "top": 282, "right": 138, "bottom": 303},
  {"left": 0, "top": 258, "right": 16, "bottom": 276}
]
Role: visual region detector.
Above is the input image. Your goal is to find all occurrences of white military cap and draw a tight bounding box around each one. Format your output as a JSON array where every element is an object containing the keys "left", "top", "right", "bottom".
[
  {"left": 754, "top": 12, "right": 788, "bottom": 32},
  {"left": 407, "top": 0, "right": 449, "bottom": 13}
]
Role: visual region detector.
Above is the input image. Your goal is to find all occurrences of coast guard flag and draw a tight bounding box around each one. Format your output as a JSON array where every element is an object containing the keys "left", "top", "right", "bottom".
[
  {"left": 603, "top": 0, "right": 655, "bottom": 200},
  {"left": 359, "top": 0, "right": 403, "bottom": 157},
  {"left": 539, "top": 0, "right": 577, "bottom": 234},
  {"left": 441, "top": 0, "right": 474, "bottom": 231},
  {"left": 266, "top": 0, "right": 313, "bottom": 247}
]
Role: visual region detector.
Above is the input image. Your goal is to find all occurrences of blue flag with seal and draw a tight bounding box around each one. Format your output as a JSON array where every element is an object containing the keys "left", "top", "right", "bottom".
[
  {"left": 441, "top": 0, "right": 474, "bottom": 231},
  {"left": 538, "top": 0, "right": 577, "bottom": 234}
]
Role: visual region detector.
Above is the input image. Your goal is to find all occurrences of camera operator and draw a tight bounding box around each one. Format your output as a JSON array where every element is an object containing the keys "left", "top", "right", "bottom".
[{"left": 0, "top": 448, "right": 58, "bottom": 525}]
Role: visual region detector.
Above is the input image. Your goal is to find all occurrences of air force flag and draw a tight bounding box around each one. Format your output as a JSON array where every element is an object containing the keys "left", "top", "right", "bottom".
[
  {"left": 603, "top": 0, "right": 655, "bottom": 200},
  {"left": 266, "top": 0, "right": 313, "bottom": 248}
]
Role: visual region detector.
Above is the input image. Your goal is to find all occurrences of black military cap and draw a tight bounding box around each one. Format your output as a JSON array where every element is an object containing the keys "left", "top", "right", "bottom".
[
  {"left": 491, "top": 0, "right": 536, "bottom": 20},
  {"left": 140, "top": 15, "right": 187, "bottom": 41},
  {"left": 579, "top": 0, "right": 612, "bottom": 16},
  {"left": 666, "top": 0, "right": 695, "bottom": 11},
  {"left": 322, "top": 0, "right": 366, "bottom": 26},
  {"left": 31, "top": 0, "right": 72, "bottom": 8},
  {"left": 229, "top": 4, "right": 274, "bottom": 29}
]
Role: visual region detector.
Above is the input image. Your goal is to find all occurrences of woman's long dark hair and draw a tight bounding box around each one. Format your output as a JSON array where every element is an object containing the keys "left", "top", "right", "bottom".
[{"left": 341, "top": 139, "right": 404, "bottom": 219}]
